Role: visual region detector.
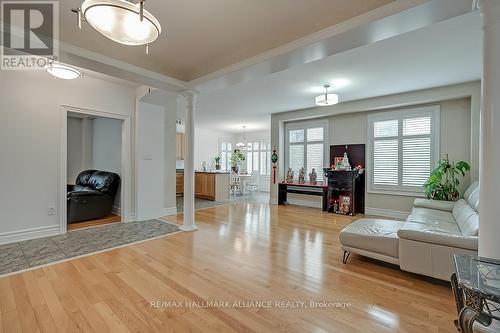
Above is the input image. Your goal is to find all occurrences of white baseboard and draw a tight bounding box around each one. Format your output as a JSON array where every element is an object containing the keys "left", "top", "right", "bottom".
[
  {"left": 0, "top": 225, "right": 61, "bottom": 245},
  {"left": 111, "top": 206, "right": 121, "bottom": 216},
  {"left": 162, "top": 207, "right": 178, "bottom": 216},
  {"left": 365, "top": 207, "right": 410, "bottom": 220}
]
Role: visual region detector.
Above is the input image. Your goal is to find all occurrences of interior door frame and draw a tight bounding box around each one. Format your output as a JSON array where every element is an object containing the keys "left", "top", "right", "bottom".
[{"left": 60, "top": 105, "right": 132, "bottom": 234}]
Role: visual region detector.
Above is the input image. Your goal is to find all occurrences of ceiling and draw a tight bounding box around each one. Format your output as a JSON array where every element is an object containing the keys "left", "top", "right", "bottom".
[
  {"left": 195, "top": 12, "right": 482, "bottom": 133},
  {"left": 59, "top": 0, "right": 393, "bottom": 81}
]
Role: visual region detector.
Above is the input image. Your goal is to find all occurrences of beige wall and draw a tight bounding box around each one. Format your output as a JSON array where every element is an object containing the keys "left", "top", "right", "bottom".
[
  {"left": 270, "top": 82, "right": 481, "bottom": 216},
  {"left": 326, "top": 98, "right": 472, "bottom": 213}
]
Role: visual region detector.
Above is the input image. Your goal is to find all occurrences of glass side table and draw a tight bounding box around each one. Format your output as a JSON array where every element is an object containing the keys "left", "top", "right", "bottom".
[{"left": 451, "top": 254, "right": 500, "bottom": 333}]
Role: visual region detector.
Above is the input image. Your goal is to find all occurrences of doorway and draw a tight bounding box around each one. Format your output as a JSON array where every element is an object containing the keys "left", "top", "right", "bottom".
[{"left": 60, "top": 106, "right": 131, "bottom": 233}]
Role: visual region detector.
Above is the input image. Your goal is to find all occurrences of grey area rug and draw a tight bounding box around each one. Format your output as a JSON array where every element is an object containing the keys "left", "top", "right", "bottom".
[
  {"left": 176, "top": 197, "right": 228, "bottom": 212},
  {"left": 0, "top": 219, "right": 180, "bottom": 276}
]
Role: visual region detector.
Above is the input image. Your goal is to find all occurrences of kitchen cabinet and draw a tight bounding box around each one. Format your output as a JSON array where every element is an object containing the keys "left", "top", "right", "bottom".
[
  {"left": 176, "top": 172, "right": 184, "bottom": 195},
  {"left": 195, "top": 173, "right": 215, "bottom": 200},
  {"left": 176, "top": 133, "right": 185, "bottom": 160}
]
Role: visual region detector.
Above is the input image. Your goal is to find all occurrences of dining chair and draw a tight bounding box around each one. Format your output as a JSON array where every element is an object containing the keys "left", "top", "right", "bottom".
[
  {"left": 229, "top": 172, "right": 242, "bottom": 195},
  {"left": 246, "top": 171, "right": 260, "bottom": 194}
]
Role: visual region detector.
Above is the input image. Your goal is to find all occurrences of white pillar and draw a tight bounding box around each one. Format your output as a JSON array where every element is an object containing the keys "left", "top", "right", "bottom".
[
  {"left": 181, "top": 91, "right": 198, "bottom": 231},
  {"left": 478, "top": 0, "right": 500, "bottom": 260}
]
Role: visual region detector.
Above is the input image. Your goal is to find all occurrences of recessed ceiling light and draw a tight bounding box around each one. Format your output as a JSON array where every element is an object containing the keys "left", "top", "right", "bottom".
[
  {"left": 315, "top": 84, "right": 339, "bottom": 106},
  {"left": 73, "top": 0, "right": 162, "bottom": 53},
  {"left": 46, "top": 63, "right": 81, "bottom": 80}
]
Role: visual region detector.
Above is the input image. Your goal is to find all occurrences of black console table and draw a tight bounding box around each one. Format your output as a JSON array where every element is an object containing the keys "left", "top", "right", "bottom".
[
  {"left": 451, "top": 254, "right": 500, "bottom": 333},
  {"left": 278, "top": 182, "right": 328, "bottom": 211}
]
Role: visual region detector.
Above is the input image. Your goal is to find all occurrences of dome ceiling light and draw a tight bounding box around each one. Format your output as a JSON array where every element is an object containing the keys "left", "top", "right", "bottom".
[
  {"left": 46, "top": 62, "right": 82, "bottom": 80},
  {"left": 72, "top": 0, "right": 162, "bottom": 54},
  {"left": 315, "top": 84, "right": 339, "bottom": 106}
]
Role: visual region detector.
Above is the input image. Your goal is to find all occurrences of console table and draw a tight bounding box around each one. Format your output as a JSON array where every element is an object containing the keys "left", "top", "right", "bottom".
[
  {"left": 278, "top": 182, "right": 328, "bottom": 211},
  {"left": 451, "top": 254, "right": 500, "bottom": 333}
]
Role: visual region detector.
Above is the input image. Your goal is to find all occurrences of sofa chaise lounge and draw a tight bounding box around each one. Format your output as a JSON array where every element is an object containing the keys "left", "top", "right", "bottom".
[{"left": 340, "top": 181, "right": 480, "bottom": 281}]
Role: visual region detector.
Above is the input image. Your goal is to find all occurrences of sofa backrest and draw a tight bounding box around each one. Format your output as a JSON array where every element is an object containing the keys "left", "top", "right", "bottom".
[
  {"left": 75, "top": 170, "right": 120, "bottom": 196},
  {"left": 452, "top": 199, "right": 479, "bottom": 236}
]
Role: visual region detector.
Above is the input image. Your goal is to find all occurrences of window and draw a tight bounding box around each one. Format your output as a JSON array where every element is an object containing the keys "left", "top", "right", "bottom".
[
  {"left": 245, "top": 141, "right": 271, "bottom": 175},
  {"left": 285, "top": 121, "right": 327, "bottom": 181},
  {"left": 367, "top": 106, "right": 440, "bottom": 195},
  {"left": 220, "top": 142, "right": 232, "bottom": 171}
]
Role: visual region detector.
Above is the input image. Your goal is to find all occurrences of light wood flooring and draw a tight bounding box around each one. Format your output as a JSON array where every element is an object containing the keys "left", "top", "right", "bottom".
[
  {"left": 0, "top": 203, "right": 457, "bottom": 332},
  {"left": 68, "top": 214, "right": 121, "bottom": 231}
]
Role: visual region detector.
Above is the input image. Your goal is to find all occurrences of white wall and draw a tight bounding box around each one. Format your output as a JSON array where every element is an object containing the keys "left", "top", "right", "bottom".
[
  {"left": 136, "top": 102, "right": 166, "bottom": 220},
  {"left": 67, "top": 117, "right": 84, "bottom": 183},
  {"left": 92, "top": 117, "right": 123, "bottom": 210},
  {"left": 0, "top": 69, "right": 136, "bottom": 242},
  {"left": 194, "top": 127, "right": 235, "bottom": 170},
  {"left": 270, "top": 82, "right": 481, "bottom": 215}
]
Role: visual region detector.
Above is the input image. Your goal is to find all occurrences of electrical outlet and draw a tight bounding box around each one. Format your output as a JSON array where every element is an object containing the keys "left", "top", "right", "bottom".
[{"left": 47, "top": 206, "right": 56, "bottom": 216}]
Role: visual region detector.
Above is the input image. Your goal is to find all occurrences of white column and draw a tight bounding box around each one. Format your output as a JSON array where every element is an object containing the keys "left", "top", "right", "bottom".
[
  {"left": 478, "top": 0, "right": 500, "bottom": 260},
  {"left": 181, "top": 91, "right": 198, "bottom": 231}
]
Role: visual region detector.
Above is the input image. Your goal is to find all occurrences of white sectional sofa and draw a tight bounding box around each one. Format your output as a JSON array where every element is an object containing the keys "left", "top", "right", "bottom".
[{"left": 340, "top": 181, "right": 480, "bottom": 281}]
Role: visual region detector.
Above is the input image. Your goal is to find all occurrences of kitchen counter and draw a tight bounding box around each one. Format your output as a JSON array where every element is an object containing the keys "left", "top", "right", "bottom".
[{"left": 176, "top": 169, "right": 229, "bottom": 174}]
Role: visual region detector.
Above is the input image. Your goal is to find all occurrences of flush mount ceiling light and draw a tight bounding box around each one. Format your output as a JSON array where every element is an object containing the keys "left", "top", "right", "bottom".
[
  {"left": 46, "top": 63, "right": 81, "bottom": 80},
  {"left": 72, "top": 0, "right": 162, "bottom": 54},
  {"left": 315, "top": 84, "right": 339, "bottom": 106}
]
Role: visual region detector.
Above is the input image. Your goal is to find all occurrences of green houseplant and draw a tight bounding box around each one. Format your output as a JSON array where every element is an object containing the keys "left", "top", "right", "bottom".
[
  {"left": 230, "top": 149, "right": 245, "bottom": 173},
  {"left": 214, "top": 156, "right": 221, "bottom": 170},
  {"left": 423, "top": 154, "right": 470, "bottom": 201}
]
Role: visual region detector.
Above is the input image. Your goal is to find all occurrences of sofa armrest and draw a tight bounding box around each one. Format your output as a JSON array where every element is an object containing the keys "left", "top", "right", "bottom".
[
  {"left": 398, "top": 227, "right": 478, "bottom": 251},
  {"left": 413, "top": 198, "right": 455, "bottom": 212}
]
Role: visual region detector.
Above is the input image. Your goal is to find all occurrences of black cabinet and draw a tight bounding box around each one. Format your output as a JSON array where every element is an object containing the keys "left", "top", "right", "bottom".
[{"left": 324, "top": 170, "right": 365, "bottom": 216}]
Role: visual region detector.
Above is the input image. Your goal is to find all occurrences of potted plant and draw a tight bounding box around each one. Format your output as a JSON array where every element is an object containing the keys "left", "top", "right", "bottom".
[
  {"left": 424, "top": 154, "right": 471, "bottom": 201},
  {"left": 214, "top": 156, "right": 221, "bottom": 170},
  {"left": 230, "top": 149, "right": 245, "bottom": 174}
]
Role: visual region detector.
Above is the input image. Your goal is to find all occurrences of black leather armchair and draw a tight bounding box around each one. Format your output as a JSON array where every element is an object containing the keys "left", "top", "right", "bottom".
[{"left": 67, "top": 170, "right": 121, "bottom": 224}]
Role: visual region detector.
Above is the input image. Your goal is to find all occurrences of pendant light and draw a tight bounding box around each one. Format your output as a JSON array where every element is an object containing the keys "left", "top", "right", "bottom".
[
  {"left": 315, "top": 84, "right": 339, "bottom": 106},
  {"left": 236, "top": 126, "right": 248, "bottom": 151},
  {"left": 72, "top": 0, "right": 162, "bottom": 54}
]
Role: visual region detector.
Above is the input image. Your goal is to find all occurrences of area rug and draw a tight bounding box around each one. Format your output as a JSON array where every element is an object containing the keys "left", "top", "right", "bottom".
[
  {"left": 0, "top": 219, "right": 180, "bottom": 277},
  {"left": 176, "top": 197, "right": 228, "bottom": 212}
]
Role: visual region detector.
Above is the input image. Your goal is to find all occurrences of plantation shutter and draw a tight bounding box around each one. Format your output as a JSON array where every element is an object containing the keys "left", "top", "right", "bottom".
[{"left": 369, "top": 107, "right": 439, "bottom": 194}]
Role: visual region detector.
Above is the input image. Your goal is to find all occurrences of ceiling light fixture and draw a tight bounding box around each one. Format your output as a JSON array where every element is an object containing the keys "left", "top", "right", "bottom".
[
  {"left": 315, "top": 84, "right": 339, "bottom": 106},
  {"left": 72, "top": 0, "right": 162, "bottom": 54},
  {"left": 46, "top": 63, "right": 82, "bottom": 80},
  {"left": 236, "top": 125, "right": 248, "bottom": 151}
]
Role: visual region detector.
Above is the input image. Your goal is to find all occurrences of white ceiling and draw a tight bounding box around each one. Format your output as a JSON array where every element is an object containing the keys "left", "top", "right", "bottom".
[{"left": 195, "top": 12, "right": 482, "bottom": 133}]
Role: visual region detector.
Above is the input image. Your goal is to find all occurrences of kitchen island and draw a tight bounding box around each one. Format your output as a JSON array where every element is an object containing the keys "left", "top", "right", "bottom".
[{"left": 176, "top": 170, "right": 230, "bottom": 201}]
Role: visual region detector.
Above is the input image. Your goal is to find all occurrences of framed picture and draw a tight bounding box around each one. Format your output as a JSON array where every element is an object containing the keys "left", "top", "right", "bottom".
[
  {"left": 339, "top": 195, "right": 351, "bottom": 215},
  {"left": 334, "top": 157, "right": 343, "bottom": 170}
]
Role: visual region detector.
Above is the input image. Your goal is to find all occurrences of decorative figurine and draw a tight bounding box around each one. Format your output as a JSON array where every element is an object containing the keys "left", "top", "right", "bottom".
[
  {"left": 309, "top": 168, "right": 318, "bottom": 183},
  {"left": 298, "top": 167, "right": 306, "bottom": 183},
  {"left": 286, "top": 168, "right": 294, "bottom": 183},
  {"left": 340, "top": 152, "right": 351, "bottom": 170},
  {"left": 271, "top": 146, "right": 279, "bottom": 184}
]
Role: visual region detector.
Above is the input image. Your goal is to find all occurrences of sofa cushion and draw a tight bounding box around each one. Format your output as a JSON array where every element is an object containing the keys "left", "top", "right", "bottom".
[
  {"left": 398, "top": 223, "right": 478, "bottom": 250},
  {"left": 408, "top": 207, "right": 455, "bottom": 225},
  {"left": 339, "top": 219, "right": 401, "bottom": 258},
  {"left": 453, "top": 201, "right": 479, "bottom": 236},
  {"left": 464, "top": 181, "right": 480, "bottom": 212}
]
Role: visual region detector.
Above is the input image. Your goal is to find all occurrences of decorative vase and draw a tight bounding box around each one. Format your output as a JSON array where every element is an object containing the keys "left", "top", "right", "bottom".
[
  {"left": 232, "top": 165, "right": 239, "bottom": 174},
  {"left": 216, "top": 164, "right": 221, "bottom": 170}
]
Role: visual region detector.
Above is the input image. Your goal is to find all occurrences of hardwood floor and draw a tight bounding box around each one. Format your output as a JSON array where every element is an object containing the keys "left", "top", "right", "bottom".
[
  {"left": 0, "top": 203, "right": 457, "bottom": 332},
  {"left": 68, "top": 214, "right": 121, "bottom": 231}
]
